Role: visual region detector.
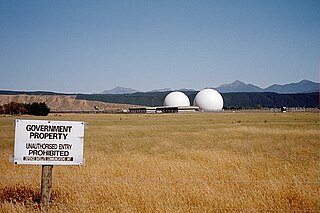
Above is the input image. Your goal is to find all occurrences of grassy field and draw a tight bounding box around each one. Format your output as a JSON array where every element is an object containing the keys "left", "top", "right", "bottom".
[{"left": 0, "top": 112, "right": 319, "bottom": 212}]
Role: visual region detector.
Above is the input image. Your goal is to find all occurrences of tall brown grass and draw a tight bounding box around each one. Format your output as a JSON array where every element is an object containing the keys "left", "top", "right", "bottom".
[{"left": 0, "top": 112, "right": 319, "bottom": 212}]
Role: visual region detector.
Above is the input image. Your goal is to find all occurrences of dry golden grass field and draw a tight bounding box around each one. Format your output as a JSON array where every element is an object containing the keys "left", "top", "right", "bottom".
[{"left": 0, "top": 112, "right": 319, "bottom": 212}]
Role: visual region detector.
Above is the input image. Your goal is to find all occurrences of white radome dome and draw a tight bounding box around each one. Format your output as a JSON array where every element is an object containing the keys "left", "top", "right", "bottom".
[
  {"left": 163, "top": 91, "right": 190, "bottom": 107},
  {"left": 194, "top": 89, "right": 223, "bottom": 111}
]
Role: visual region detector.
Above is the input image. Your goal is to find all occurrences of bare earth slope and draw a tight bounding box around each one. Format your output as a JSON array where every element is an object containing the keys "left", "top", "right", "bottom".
[{"left": 0, "top": 95, "right": 137, "bottom": 111}]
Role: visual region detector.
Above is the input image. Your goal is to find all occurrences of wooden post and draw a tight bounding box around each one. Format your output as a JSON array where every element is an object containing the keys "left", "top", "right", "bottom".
[{"left": 41, "top": 165, "right": 53, "bottom": 206}]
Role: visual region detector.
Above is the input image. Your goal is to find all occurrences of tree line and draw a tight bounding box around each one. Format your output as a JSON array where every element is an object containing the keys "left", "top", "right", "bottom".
[{"left": 0, "top": 102, "right": 50, "bottom": 116}]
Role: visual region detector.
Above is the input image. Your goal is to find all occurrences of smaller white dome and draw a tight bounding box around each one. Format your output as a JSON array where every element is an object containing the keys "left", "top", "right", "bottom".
[
  {"left": 194, "top": 89, "right": 223, "bottom": 111},
  {"left": 163, "top": 91, "right": 190, "bottom": 107}
]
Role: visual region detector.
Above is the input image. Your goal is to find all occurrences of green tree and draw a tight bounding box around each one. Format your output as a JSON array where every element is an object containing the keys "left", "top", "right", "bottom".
[
  {"left": 3, "top": 102, "right": 27, "bottom": 115},
  {"left": 24, "top": 102, "right": 50, "bottom": 116}
]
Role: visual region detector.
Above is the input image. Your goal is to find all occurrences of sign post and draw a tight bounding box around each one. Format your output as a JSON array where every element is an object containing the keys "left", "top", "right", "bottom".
[
  {"left": 14, "top": 119, "right": 85, "bottom": 206},
  {"left": 41, "top": 165, "right": 53, "bottom": 206}
]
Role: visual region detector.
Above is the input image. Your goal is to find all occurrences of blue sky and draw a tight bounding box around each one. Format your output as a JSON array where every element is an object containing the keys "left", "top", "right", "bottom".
[{"left": 0, "top": 0, "right": 319, "bottom": 93}]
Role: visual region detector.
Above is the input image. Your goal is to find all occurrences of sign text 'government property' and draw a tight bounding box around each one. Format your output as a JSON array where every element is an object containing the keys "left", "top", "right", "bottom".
[{"left": 14, "top": 120, "right": 84, "bottom": 165}]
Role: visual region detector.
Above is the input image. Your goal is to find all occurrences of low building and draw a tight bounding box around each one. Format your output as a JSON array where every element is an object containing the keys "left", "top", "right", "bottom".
[{"left": 129, "top": 106, "right": 199, "bottom": 114}]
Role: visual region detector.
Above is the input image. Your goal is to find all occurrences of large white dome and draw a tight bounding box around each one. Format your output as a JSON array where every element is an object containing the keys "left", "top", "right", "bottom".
[
  {"left": 194, "top": 89, "right": 223, "bottom": 111},
  {"left": 163, "top": 91, "right": 190, "bottom": 107}
]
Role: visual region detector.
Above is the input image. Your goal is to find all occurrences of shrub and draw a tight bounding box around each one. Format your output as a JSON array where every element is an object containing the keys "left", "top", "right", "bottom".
[
  {"left": 24, "top": 102, "right": 50, "bottom": 116},
  {"left": 0, "top": 101, "right": 50, "bottom": 116},
  {"left": 3, "top": 102, "right": 27, "bottom": 115}
]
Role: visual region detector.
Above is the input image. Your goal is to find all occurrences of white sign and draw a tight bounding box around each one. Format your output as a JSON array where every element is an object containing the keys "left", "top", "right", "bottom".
[{"left": 14, "top": 119, "right": 84, "bottom": 165}]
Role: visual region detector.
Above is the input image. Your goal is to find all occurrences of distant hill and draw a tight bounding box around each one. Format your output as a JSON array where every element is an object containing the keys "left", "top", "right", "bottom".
[
  {"left": 0, "top": 90, "right": 74, "bottom": 96},
  {"left": 76, "top": 92, "right": 319, "bottom": 108},
  {"left": 215, "top": 80, "right": 319, "bottom": 93},
  {"left": 102, "top": 87, "right": 139, "bottom": 94},
  {"left": 150, "top": 88, "right": 196, "bottom": 92},
  {"left": 216, "top": 80, "right": 263, "bottom": 93},
  {"left": 0, "top": 94, "right": 137, "bottom": 111},
  {"left": 150, "top": 88, "right": 172, "bottom": 92},
  {"left": 0, "top": 90, "right": 318, "bottom": 109},
  {"left": 1, "top": 79, "right": 319, "bottom": 109},
  {"left": 100, "top": 79, "right": 319, "bottom": 94},
  {"left": 178, "top": 88, "right": 197, "bottom": 92},
  {"left": 221, "top": 92, "right": 318, "bottom": 108},
  {"left": 265, "top": 80, "right": 319, "bottom": 93},
  {"left": 77, "top": 92, "right": 172, "bottom": 107}
]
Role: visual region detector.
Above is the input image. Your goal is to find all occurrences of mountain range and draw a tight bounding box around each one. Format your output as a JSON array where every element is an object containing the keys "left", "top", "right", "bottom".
[
  {"left": 1, "top": 79, "right": 318, "bottom": 108},
  {"left": 102, "top": 80, "right": 319, "bottom": 94},
  {"left": 215, "top": 80, "right": 319, "bottom": 93}
]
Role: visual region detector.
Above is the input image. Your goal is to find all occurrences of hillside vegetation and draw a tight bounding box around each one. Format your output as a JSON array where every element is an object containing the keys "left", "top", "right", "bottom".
[
  {"left": 76, "top": 92, "right": 319, "bottom": 108},
  {"left": 0, "top": 113, "right": 318, "bottom": 211}
]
